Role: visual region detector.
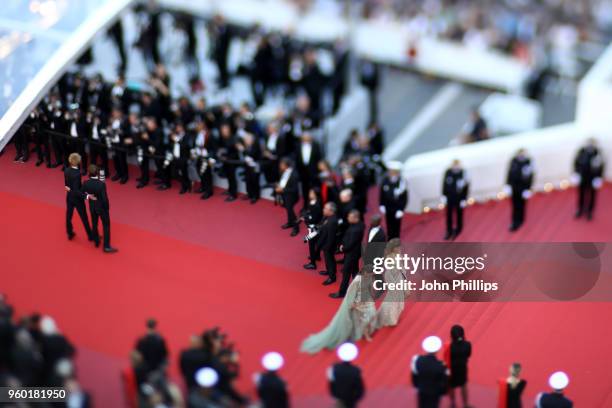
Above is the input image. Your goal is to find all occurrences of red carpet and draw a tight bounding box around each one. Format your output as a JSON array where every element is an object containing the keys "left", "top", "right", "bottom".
[{"left": 2, "top": 150, "right": 612, "bottom": 407}]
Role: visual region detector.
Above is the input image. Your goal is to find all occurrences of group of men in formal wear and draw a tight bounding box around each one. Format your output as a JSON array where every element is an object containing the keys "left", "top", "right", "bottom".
[
  {"left": 0, "top": 298, "right": 91, "bottom": 407},
  {"left": 272, "top": 155, "right": 404, "bottom": 299},
  {"left": 440, "top": 138, "right": 604, "bottom": 240},
  {"left": 63, "top": 153, "right": 117, "bottom": 253}
]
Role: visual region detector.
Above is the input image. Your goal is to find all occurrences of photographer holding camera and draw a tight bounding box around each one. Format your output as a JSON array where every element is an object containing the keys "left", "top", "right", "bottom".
[{"left": 302, "top": 188, "right": 323, "bottom": 270}]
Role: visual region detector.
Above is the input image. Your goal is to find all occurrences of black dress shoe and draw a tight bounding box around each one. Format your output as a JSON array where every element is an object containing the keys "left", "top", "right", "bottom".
[
  {"left": 250, "top": 198, "right": 258, "bottom": 204},
  {"left": 587, "top": 213, "right": 593, "bottom": 221},
  {"left": 322, "top": 278, "right": 336, "bottom": 285},
  {"left": 179, "top": 188, "right": 188, "bottom": 195},
  {"left": 111, "top": 174, "right": 121, "bottom": 181},
  {"left": 119, "top": 178, "right": 128, "bottom": 185},
  {"left": 319, "top": 270, "right": 329, "bottom": 276},
  {"left": 290, "top": 228, "right": 299, "bottom": 237},
  {"left": 35, "top": 160, "right": 43, "bottom": 167},
  {"left": 201, "top": 193, "right": 212, "bottom": 200},
  {"left": 225, "top": 196, "right": 236, "bottom": 202},
  {"left": 136, "top": 182, "right": 147, "bottom": 189},
  {"left": 94, "top": 240, "right": 100, "bottom": 248},
  {"left": 195, "top": 187, "right": 204, "bottom": 194},
  {"left": 67, "top": 232, "right": 75, "bottom": 241},
  {"left": 157, "top": 184, "right": 170, "bottom": 191},
  {"left": 103, "top": 247, "right": 118, "bottom": 253},
  {"left": 329, "top": 292, "right": 344, "bottom": 299},
  {"left": 303, "top": 263, "right": 316, "bottom": 270},
  {"left": 281, "top": 223, "right": 293, "bottom": 230}
]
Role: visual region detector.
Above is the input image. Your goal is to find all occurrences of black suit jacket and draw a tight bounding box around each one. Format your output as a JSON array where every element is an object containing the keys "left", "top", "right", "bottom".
[
  {"left": 83, "top": 177, "right": 110, "bottom": 213},
  {"left": 64, "top": 167, "right": 86, "bottom": 203},
  {"left": 342, "top": 222, "right": 365, "bottom": 263},
  {"left": 316, "top": 215, "right": 338, "bottom": 253},
  {"left": 136, "top": 332, "right": 168, "bottom": 371},
  {"left": 281, "top": 169, "right": 300, "bottom": 207},
  {"left": 257, "top": 372, "right": 289, "bottom": 408},
  {"left": 412, "top": 354, "right": 448, "bottom": 397},
  {"left": 296, "top": 142, "right": 322, "bottom": 182},
  {"left": 329, "top": 362, "right": 365, "bottom": 405}
]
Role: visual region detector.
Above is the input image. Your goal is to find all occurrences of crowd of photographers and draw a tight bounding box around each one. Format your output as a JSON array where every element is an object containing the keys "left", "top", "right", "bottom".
[{"left": 0, "top": 294, "right": 91, "bottom": 408}]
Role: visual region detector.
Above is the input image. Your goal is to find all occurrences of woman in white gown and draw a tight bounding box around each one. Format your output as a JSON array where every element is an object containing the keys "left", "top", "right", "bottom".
[
  {"left": 372, "top": 239, "right": 409, "bottom": 330},
  {"left": 300, "top": 266, "right": 376, "bottom": 354}
]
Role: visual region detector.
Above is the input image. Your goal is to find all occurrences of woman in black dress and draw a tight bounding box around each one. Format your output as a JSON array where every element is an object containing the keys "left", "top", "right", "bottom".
[
  {"left": 498, "top": 363, "right": 527, "bottom": 408},
  {"left": 446, "top": 324, "right": 472, "bottom": 408}
]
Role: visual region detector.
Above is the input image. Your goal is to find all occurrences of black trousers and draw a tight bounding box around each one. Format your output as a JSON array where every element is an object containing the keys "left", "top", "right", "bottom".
[
  {"left": 138, "top": 157, "right": 150, "bottom": 184},
  {"left": 299, "top": 177, "right": 312, "bottom": 209},
  {"left": 224, "top": 163, "right": 237, "bottom": 197},
  {"left": 417, "top": 392, "right": 441, "bottom": 408},
  {"left": 91, "top": 210, "right": 111, "bottom": 249},
  {"left": 511, "top": 192, "right": 526, "bottom": 228},
  {"left": 174, "top": 160, "right": 190, "bottom": 191},
  {"left": 323, "top": 248, "right": 337, "bottom": 280},
  {"left": 199, "top": 164, "right": 214, "bottom": 196},
  {"left": 34, "top": 131, "right": 50, "bottom": 164},
  {"left": 308, "top": 236, "right": 320, "bottom": 263},
  {"left": 50, "top": 133, "right": 64, "bottom": 165},
  {"left": 66, "top": 199, "right": 92, "bottom": 239},
  {"left": 113, "top": 150, "right": 129, "bottom": 180},
  {"left": 262, "top": 160, "right": 279, "bottom": 185},
  {"left": 577, "top": 183, "right": 597, "bottom": 217},
  {"left": 385, "top": 211, "right": 402, "bottom": 240},
  {"left": 446, "top": 202, "right": 463, "bottom": 236},
  {"left": 339, "top": 256, "right": 358, "bottom": 295},
  {"left": 245, "top": 167, "right": 260, "bottom": 199},
  {"left": 14, "top": 128, "right": 29, "bottom": 161},
  {"left": 90, "top": 144, "right": 109, "bottom": 176},
  {"left": 284, "top": 200, "right": 297, "bottom": 226}
]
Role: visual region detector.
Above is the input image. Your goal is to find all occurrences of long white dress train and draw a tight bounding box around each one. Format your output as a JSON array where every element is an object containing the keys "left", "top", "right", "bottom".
[
  {"left": 372, "top": 266, "right": 408, "bottom": 330},
  {"left": 300, "top": 275, "right": 376, "bottom": 354}
]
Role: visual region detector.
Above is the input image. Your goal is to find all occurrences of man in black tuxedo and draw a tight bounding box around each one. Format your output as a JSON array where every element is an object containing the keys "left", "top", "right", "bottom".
[
  {"left": 331, "top": 210, "right": 365, "bottom": 299},
  {"left": 442, "top": 160, "right": 469, "bottom": 240},
  {"left": 83, "top": 164, "right": 117, "bottom": 253},
  {"left": 574, "top": 138, "right": 604, "bottom": 220},
  {"left": 218, "top": 123, "right": 240, "bottom": 201},
  {"left": 379, "top": 162, "right": 408, "bottom": 240},
  {"left": 85, "top": 111, "right": 110, "bottom": 177},
  {"left": 328, "top": 343, "right": 365, "bottom": 408},
  {"left": 296, "top": 132, "right": 322, "bottom": 209},
  {"left": 64, "top": 153, "right": 94, "bottom": 241},
  {"left": 167, "top": 124, "right": 192, "bottom": 195},
  {"left": 506, "top": 149, "right": 534, "bottom": 232},
  {"left": 262, "top": 122, "right": 289, "bottom": 185},
  {"left": 317, "top": 202, "right": 339, "bottom": 286},
  {"left": 135, "top": 318, "right": 168, "bottom": 375},
  {"left": 363, "top": 214, "right": 386, "bottom": 266},
  {"left": 255, "top": 352, "right": 289, "bottom": 408},
  {"left": 412, "top": 336, "right": 448, "bottom": 408},
  {"left": 276, "top": 158, "right": 300, "bottom": 236}
]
